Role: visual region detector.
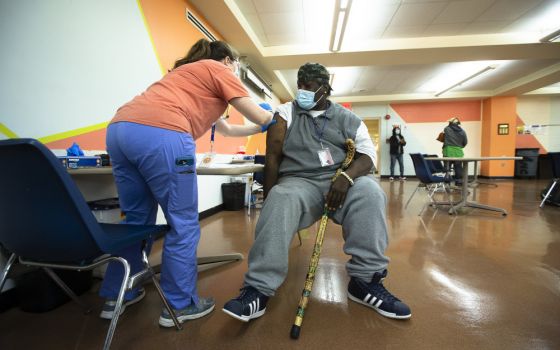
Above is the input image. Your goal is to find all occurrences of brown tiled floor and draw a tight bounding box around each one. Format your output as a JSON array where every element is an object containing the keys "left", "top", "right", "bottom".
[{"left": 1, "top": 179, "right": 559, "bottom": 349}]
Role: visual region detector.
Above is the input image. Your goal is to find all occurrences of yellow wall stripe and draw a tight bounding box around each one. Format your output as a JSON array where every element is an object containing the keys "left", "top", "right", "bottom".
[
  {"left": 38, "top": 121, "right": 109, "bottom": 144},
  {"left": 0, "top": 123, "right": 18, "bottom": 138},
  {"left": 136, "top": 0, "right": 166, "bottom": 75}
]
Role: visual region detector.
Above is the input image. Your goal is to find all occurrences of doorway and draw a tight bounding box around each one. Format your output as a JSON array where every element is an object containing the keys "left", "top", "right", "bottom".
[{"left": 363, "top": 118, "right": 380, "bottom": 174}]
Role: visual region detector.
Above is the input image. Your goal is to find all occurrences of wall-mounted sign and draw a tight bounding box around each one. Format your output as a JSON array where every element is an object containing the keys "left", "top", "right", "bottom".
[{"left": 498, "top": 123, "right": 509, "bottom": 135}]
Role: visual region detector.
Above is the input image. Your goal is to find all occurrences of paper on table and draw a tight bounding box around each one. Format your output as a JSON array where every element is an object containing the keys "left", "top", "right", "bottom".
[{"left": 198, "top": 152, "right": 216, "bottom": 167}]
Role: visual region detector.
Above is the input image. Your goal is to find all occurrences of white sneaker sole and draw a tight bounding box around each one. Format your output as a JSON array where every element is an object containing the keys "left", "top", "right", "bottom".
[
  {"left": 99, "top": 289, "right": 146, "bottom": 320},
  {"left": 158, "top": 304, "right": 215, "bottom": 328},
  {"left": 347, "top": 293, "right": 411, "bottom": 320},
  {"left": 222, "top": 307, "right": 266, "bottom": 322}
]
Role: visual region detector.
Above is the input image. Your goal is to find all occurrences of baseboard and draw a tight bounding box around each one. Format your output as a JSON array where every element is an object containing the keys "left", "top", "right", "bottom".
[
  {"left": 199, "top": 204, "right": 224, "bottom": 220},
  {"left": 478, "top": 176, "right": 515, "bottom": 179}
]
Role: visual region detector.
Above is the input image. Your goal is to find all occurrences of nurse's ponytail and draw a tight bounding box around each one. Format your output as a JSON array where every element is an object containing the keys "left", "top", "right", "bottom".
[{"left": 173, "top": 39, "right": 238, "bottom": 69}]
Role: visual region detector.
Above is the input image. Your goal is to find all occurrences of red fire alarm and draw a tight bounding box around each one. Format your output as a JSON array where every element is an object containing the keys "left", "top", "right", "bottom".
[{"left": 384, "top": 114, "right": 391, "bottom": 120}]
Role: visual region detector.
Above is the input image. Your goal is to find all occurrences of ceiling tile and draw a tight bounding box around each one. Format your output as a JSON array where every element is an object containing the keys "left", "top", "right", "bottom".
[
  {"left": 423, "top": 23, "right": 467, "bottom": 37},
  {"left": 234, "top": 0, "right": 257, "bottom": 15},
  {"left": 267, "top": 33, "right": 304, "bottom": 46},
  {"left": 503, "top": 0, "right": 560, "bottom": 32},
  {"left": 302, "top": 0, "right": 335, "bottom": 44},
  {"left": 243, "top": 13, "right": 268, "bottom": 46},
  {"left": 432, "top": 0, "right": 496, "bottom": 24},
  {"left": 258, "top": 12, "right": 304, "bottom": 35},
  {"left": 390, "top": 1, "right": 448, "bottom": 26},
  {"left": 252, "top": 0, "right": 302, "bottom": 13},
  {"left": 477, "top": 0, "right": 544, "bottom": 21},
  {"left": 460, "top": 21, "right": 510, "bottom": 34},
  {"left": 344, "top": 2, "right": 400, "bottom": 40},
  {"left": 454, "top": 59, "right": 556, "bottom": 91}
]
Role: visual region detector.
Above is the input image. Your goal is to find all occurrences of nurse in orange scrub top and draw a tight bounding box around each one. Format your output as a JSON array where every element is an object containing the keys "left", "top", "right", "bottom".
[{"left": 99, "top": 38, "right": 274, "bottom": 327}]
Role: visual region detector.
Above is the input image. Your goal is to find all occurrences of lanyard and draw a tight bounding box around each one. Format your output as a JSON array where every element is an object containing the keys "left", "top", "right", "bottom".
[{"left": 310, "top": 112, "right": 328, "bottom": 148}]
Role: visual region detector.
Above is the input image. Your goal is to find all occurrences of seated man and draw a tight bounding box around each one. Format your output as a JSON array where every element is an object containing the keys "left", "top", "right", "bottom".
[{"left": 223, "top": 62, "right": 411, "bottom": 322}]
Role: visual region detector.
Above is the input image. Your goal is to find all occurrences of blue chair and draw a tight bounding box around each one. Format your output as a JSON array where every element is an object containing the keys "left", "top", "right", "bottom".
[
  {"left": 405, "top": 153, "right": 456, "bottom": 215},
  {"left": 540, "top": 152, "right": 560, "bottom": 207},
  {"left": 423, "top": 154, "right": 447, "bottom": 176},
  {"left": 0, "top": 139, "right": 181, "bottom": 349}
]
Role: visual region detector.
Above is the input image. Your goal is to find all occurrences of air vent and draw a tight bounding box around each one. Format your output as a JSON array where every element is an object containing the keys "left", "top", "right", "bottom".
[{"left": 186, "top": 10, "right": 217, "bottom": 42}]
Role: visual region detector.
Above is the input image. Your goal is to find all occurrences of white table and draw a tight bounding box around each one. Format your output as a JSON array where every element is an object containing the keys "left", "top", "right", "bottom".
[
  {"left": 68, "top": 164, "right": 264, "bottom": 270},
  {"left": 425, "top": 156, "right": 521, "bottom": 216}
]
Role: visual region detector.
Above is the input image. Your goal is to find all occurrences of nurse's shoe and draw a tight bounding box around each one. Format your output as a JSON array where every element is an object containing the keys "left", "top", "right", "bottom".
[
  {"left": 158, "top": 297, "right": 215, "bottom": 327},
  {"left": 99, "top": 288, "right": 145, "bottom": 320}
]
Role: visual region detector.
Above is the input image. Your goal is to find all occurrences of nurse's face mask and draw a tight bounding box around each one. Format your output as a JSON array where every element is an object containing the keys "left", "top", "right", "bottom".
[{"left": 225, "top": 57, "right": 239, "bottom": 76}]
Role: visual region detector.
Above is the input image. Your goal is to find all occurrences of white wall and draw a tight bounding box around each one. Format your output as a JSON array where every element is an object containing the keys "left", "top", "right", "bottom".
[
  {"left": 352, "top": 103, "right": 481, "bottom": 176},
  {"left": 0, "top": 0, "right": 161, "bottom": 139},
  {"left": 517, "top": 96, "right": 560, "bottom": 152}
]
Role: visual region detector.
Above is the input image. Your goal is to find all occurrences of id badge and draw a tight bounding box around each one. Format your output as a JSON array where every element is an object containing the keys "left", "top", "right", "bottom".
[{"left": 317, "top": 148, "right": 334, "bottom": 167}]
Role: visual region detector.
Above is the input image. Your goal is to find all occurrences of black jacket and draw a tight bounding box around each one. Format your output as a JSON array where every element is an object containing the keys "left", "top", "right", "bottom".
[
  {"left": 389, "top": 129, "right": 406, "bottom": 155},
  {"left": 443, "top": 124, "right": 467, "bottom": 148}
]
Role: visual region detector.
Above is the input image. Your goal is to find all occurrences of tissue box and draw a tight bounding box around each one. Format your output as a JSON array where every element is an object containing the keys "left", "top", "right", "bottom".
[{"left": 58, "top": 156, "right": 102, "bottom": 169}]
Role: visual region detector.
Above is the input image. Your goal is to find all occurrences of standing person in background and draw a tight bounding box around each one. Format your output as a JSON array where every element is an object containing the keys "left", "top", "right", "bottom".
[
  {"left": 388, "top": 126, "right": 406, "bottom": 181},
  {"left": 443, "top": 117, "right": 468, "bottom": 186},
  {"left": 99, "top": 38, "right": 274, "bottom": 327}
]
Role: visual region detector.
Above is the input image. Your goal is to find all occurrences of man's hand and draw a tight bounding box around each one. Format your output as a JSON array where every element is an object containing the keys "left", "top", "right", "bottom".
[{"left": 326, "top": 176, "right": 352, "bottom": 211}]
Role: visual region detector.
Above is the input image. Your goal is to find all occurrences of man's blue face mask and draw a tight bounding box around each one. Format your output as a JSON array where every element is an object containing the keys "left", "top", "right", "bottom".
[{"left": 296, "top": 86, "right": 323, "bottom": 110}]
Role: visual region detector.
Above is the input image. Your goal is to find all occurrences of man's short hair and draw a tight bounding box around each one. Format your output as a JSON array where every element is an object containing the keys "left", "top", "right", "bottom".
[{"left": 297, "top": 62, "right": 332, "bottom": 92}]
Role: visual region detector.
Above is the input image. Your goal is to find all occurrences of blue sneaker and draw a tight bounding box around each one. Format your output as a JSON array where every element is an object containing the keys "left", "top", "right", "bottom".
[
  {"left": 158, "top": 297, "right": 215, "bottom": 327},
  {"left": 99, "top": 288, "right": 145, "bottom": 320},
  {"left": 222, "top": 286, "right": 269, "bottom": 322},
  {"left": 347, "top": 271, "right": 411, "bottom": 320}
]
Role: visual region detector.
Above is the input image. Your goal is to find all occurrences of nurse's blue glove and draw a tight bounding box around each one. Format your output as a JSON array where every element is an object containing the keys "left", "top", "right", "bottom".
[
  {"left": 258, "top": 102, "right": 272, "bottom": 111},
  {"left": 261, "top": 119, "right": 277, "bottom": 132},
  {"left": 66, "top": 142, "right": 84, "bottom": 156}
]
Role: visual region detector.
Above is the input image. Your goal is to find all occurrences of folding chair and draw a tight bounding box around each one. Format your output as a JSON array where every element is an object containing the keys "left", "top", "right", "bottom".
[
  {"left": 0, "top": 139, "right": 181, "bottom": 350},
  {"left": 423, "top": 153, "right": 449, "bottom": 194},
  {"left": 540, "top": 152, "right": 560, "bottom": 208},
  {"left": 406, "top": 153, "right": 457, "bottom": 215}
]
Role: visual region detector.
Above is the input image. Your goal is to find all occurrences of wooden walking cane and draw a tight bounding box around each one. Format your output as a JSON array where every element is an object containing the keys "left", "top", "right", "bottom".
[{"left": 290, "top": 139, "right": 356, "bottom": 339}]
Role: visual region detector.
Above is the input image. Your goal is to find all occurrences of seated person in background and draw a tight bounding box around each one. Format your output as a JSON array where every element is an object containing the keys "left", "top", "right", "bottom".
[{"left": 222, "top": 62, "right": 411, "bottom": 322}]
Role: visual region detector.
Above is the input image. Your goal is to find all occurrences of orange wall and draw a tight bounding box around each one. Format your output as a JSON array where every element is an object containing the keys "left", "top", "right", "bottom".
[
  {"left": 139, "top": 0, "right": 221, "bottom": 72},
  {"left": 391, "top": 100, "right": 481, "bottom": 123},
  {"left": 139, "top": 0, "right": 249, "bottom": 154},
  {"left": 480, "top": 97, "right": 517, "bottom": 176}
]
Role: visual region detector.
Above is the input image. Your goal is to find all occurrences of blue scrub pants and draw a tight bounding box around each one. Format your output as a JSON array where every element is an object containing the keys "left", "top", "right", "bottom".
[{"left": 99, "top": 122, "right": 200, "bottom": 309}]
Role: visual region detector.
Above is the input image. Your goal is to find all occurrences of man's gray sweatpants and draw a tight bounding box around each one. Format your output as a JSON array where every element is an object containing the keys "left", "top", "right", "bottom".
[{"left": 244, "top": 175, "right": 389, "bottom": 296}]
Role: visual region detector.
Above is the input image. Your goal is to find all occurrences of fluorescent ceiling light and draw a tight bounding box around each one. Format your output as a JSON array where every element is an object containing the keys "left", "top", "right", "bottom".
[
  {"left": 329, "top": 0, "right": 353, "bottom": 52},
  {"left": 435, "top": 65, "right": 497, "bottom": 97},
  {"left": 540, "top": 28, "right": 560, "bottom": 42}
]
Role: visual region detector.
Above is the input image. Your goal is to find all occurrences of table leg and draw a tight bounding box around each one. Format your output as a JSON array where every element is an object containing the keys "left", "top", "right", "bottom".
[
  {"left": 247, "top": 176, "right": 253, "bottom": 216},
  {"left": 469, "top": 160, "right": 497, "bottom": 188},
  {"left": 449, "top": 160, "right": 507, "bottom": 216}
]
